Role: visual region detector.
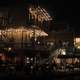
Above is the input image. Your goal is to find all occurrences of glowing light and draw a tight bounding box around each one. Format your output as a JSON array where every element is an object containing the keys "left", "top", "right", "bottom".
[
  {"left": 74, "top": 38, "right": 80, "bottom": 49},
  {"left": 61, "top": 49, "right": 66, "bottom": 55},
  {"left": 30, "top": 58, "right": 33, "bottom": 61},
  {"left": 37, "top": 41, "right": 40, "bottom": 44},
  {"left": 0, "top": 30, "right": 1, "bottom": 35},
  {"left": 27, "top": 57, "right": 29, "bottom": 60},
  {"left": 0, "top": 26, "right": 48, "bottom": 43},
  {"left": 8, "top": 47, "right": 12, "bottom": 51},
  {"left": 29, "top": 6, "right": 52, "bottom": 22},
  {"left": 1, "top": 54, "right": 5, "bottom": 61},
  {"left": 77, "top": 46, "right": 80, "bottom": 49}
]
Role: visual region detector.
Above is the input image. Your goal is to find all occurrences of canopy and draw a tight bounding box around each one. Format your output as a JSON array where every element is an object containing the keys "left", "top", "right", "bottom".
[{"left": 0, "top": 26, "right": 48, "bottom": 42}]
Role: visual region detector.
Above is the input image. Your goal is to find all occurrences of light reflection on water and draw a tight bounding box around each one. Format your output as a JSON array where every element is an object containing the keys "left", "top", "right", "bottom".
[
  {"left": 41, "top": 76, "right": 80, "bottom": 80},
  {"left": 32, "top": 76, "right": 80, "bottom": 80},
  {"left": 0, "top": 71, "right": 80, "bottom": 80},
  {"left": 13, "top": 75, "right": 80, "bottom": 80},
  {"left": 32, "top": 73, "right": 80, "bottom": 80}
]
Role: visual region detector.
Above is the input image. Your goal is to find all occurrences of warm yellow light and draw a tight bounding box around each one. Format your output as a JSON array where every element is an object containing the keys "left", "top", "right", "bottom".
[
  {"left": 8, "top": 47, "right": 12, "bottom": 51},
  {"left": 0, "top": 30, "right": 1, "bottom": 35},
  {"left": 77, "top": 46, "right": 80, "bottom": 49},
  {"left": 74, "top": 38, "right": 80, "bottom": 49},
  {"left": 1, "top": 54, "right": 5, "bottom": 61},
  {"left": 0, "top": 26, "right": 48, "bottom": 43},
  {"left": 29, "top": 6, "right": 52, "bottom": 22}
]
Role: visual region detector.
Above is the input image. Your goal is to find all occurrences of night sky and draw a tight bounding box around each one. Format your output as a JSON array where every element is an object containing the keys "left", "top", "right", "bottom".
[{"left": 0, "top": 0, "right": 80, "bottom": 34}]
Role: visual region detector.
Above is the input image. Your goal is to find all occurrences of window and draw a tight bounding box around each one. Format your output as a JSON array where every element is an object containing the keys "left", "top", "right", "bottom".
[{"left": 74, "top": 38, "right": 80, "bottom": 49}]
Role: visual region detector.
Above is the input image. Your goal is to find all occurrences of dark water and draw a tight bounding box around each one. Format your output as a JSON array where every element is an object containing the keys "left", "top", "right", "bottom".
[
  {"left": 0, "top": 71, "right": 80, "bottom": 80},
  {"left": 32, "top": 71, "right": 80, "bottom": 80},
  {"left": 32, "top": 75, "right": 80, "bottom": 80}
]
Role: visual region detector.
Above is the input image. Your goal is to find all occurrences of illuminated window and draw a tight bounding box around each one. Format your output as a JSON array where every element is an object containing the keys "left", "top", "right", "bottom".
[{"left": 74, "top": 38, "right": 80, "bottom": 49}]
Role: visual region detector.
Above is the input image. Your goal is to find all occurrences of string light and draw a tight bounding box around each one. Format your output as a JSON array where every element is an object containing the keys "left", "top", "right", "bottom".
[
  {"left": 0, "top": 26, "right": 48, "bottom": 40},
  {"left": 29, "top": 6, "right": 52, "bottom": 22}
]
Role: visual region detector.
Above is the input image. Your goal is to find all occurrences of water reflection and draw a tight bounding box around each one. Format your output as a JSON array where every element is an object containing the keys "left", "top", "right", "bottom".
[{"left": 32, "top": 72, "right": 80, "bottom": 80}]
